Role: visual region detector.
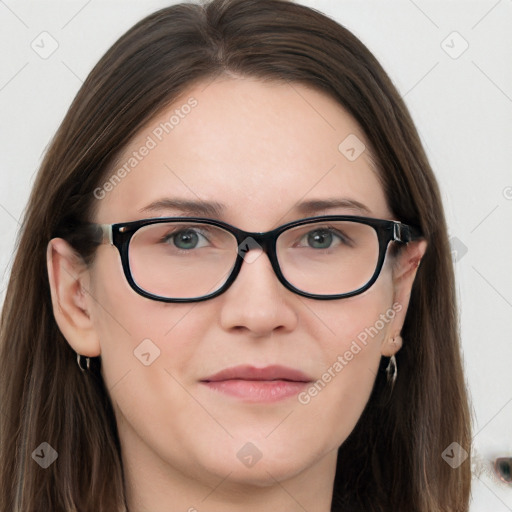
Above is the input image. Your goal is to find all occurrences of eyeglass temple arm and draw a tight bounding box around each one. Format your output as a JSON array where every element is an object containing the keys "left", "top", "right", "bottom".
[
  {"left": 87, "top": 223, "right": 113, "bottom": 245},
  {"left": 393, "top": 222, "right": 423, "bottom": 243}
]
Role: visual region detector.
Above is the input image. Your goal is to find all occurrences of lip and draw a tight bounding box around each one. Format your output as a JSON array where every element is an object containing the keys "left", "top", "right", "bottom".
[
  {"left": 202, "top": 364, "right": 313, "bottom": 383},
  {"left": 200, "top": 365, "right": 313, "bottom": 403}
]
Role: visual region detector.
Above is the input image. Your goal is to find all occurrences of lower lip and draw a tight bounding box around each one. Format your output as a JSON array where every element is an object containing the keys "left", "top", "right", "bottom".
[{"left": 201, "top": 380, "right": 310, "bottom": 402}]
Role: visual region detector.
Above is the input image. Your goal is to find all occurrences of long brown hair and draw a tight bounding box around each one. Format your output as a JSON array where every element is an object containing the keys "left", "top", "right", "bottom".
[{"left": 0, "top": 0, "right": 472, "bottom": 510}]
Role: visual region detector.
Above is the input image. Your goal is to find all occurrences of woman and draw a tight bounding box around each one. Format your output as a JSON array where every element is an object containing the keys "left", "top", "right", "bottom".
[{"left": 0, "top": 0, "right": 472, "bottom": 510}]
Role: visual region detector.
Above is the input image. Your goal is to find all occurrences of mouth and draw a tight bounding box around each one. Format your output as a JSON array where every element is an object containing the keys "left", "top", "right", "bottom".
[{"left": 200, "top": 365, "right": 314, "bottom": 402}]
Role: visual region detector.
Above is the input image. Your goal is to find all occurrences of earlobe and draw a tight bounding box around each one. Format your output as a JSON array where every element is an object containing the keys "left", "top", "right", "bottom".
[
  {"left": 381, "top": 333, "right": 403, "bottom": 357},
  {"left": 46, "top": 238, "right": 101, "bottom": 357}
]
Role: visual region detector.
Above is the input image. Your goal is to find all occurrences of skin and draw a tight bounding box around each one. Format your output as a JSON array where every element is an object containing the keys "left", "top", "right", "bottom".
[{"left": 47, "top": 76, "right": 426, "bottom": 512}]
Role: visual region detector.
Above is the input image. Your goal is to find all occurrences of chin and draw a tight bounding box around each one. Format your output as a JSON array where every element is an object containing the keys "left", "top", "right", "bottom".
[
  {"left": 213, "top": 456, "right": 312, "bottom": 488},
  {"left": 192, "top": 435, "right": 323, "bottom": 487}
]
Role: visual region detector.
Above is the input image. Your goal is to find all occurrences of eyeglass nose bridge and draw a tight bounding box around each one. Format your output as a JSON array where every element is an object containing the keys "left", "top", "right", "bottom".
[
  {"left": 236, "top": 230, "right": 275, "bottom": 259},
  {"left": 223, "top": 228, "right": 298, "bottom": 300},
  {"left": 233, "top": 229, "right": 286, "bottom": 282}
]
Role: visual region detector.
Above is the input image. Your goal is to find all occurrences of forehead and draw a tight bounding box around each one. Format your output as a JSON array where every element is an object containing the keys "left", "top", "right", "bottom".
[{"left": 94, "top": 76, "right": 390, "bottom": 228}]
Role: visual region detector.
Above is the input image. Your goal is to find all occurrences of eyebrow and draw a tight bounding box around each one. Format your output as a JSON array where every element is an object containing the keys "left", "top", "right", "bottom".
[
  {"left": 295, "top": 198, "right": 371, "bottom": 216},
  {"left": 139, "top": 198, "right": 225, "bottom": 217},
  {"left": 138, "top": 197, "right": 372, "bottom": 217}
]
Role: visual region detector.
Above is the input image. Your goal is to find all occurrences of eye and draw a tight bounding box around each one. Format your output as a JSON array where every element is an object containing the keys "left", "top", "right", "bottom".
[
  {"left": 162, "top": 228, "right": 210, "bottom": 250},
  {"left": 299, "top": 227, "right": 352, "bottom": 250}
]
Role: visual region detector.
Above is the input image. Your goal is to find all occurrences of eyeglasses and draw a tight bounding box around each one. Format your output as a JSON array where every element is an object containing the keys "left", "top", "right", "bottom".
[{"left": 85, "top": 215, "right": 422, "bottom": 303}]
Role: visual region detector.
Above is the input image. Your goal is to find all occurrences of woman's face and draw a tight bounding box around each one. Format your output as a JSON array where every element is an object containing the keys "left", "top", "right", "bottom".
[{"left": 50, "top": 76, "right": 423, "bottom": 504}]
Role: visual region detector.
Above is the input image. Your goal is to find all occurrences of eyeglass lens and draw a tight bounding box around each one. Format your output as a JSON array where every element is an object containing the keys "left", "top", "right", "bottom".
[{"left": 127, "top": 220, "right": 380, "bottom": 299}]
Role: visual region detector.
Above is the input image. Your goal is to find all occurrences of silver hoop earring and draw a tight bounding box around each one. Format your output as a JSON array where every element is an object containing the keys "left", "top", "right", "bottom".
[
  {"left": 386, "top": 354, "right": 397, "bottom": 388},
  {"left": 77, "top": 353, "right": 90, "bottom": 372}
]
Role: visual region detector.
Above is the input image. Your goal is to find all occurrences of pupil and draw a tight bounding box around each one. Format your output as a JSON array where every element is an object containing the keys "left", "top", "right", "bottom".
[
  {"left": 497, "top": 460, "right": 511, "bottom": 481},
  {"left": 308, "top": 230, "right": 332, "bottom": 249}
]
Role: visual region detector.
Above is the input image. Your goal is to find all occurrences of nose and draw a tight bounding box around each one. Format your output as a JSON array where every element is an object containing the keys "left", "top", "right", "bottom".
[{"left": 218, "top": 246, "right": 298, "bottom": 337}]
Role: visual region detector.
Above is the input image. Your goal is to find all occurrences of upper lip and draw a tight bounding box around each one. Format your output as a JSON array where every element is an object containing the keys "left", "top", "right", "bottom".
[{"left": 201, "top": 365, "right": 313, "bottom": 383}]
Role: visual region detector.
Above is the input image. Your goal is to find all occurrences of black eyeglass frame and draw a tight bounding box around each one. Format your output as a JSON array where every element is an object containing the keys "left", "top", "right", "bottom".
[{"left": 87, "top": 215, "right": 423, "bottom": 303}]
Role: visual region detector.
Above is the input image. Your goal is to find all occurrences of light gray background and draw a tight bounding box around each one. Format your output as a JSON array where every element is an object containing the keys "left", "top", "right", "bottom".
[{"left": 1, "top": 1, "right": 511, "bottom": 509}]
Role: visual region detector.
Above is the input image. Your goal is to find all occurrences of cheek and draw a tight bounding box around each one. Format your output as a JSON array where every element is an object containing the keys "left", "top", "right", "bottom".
[
  {"left": 314, "top": 261, "right": 396, "bottom": 359},
  {"left": 87, "top": 252, "right": 216, "bottom": 463},
  {"left": 297, "top": 269, "right": 396, "bottom": 439},
  {"left": 87, "top": 247, "right": 207, "bottom": 391}
]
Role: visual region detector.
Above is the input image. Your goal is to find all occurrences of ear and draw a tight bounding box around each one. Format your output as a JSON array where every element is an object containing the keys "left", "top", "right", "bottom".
[
  {"left": 46, "top": 238, "right": 101, "bottom": 357},
  {"left": 381, "top": 239, "right": 427, "bottom": 357}
]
